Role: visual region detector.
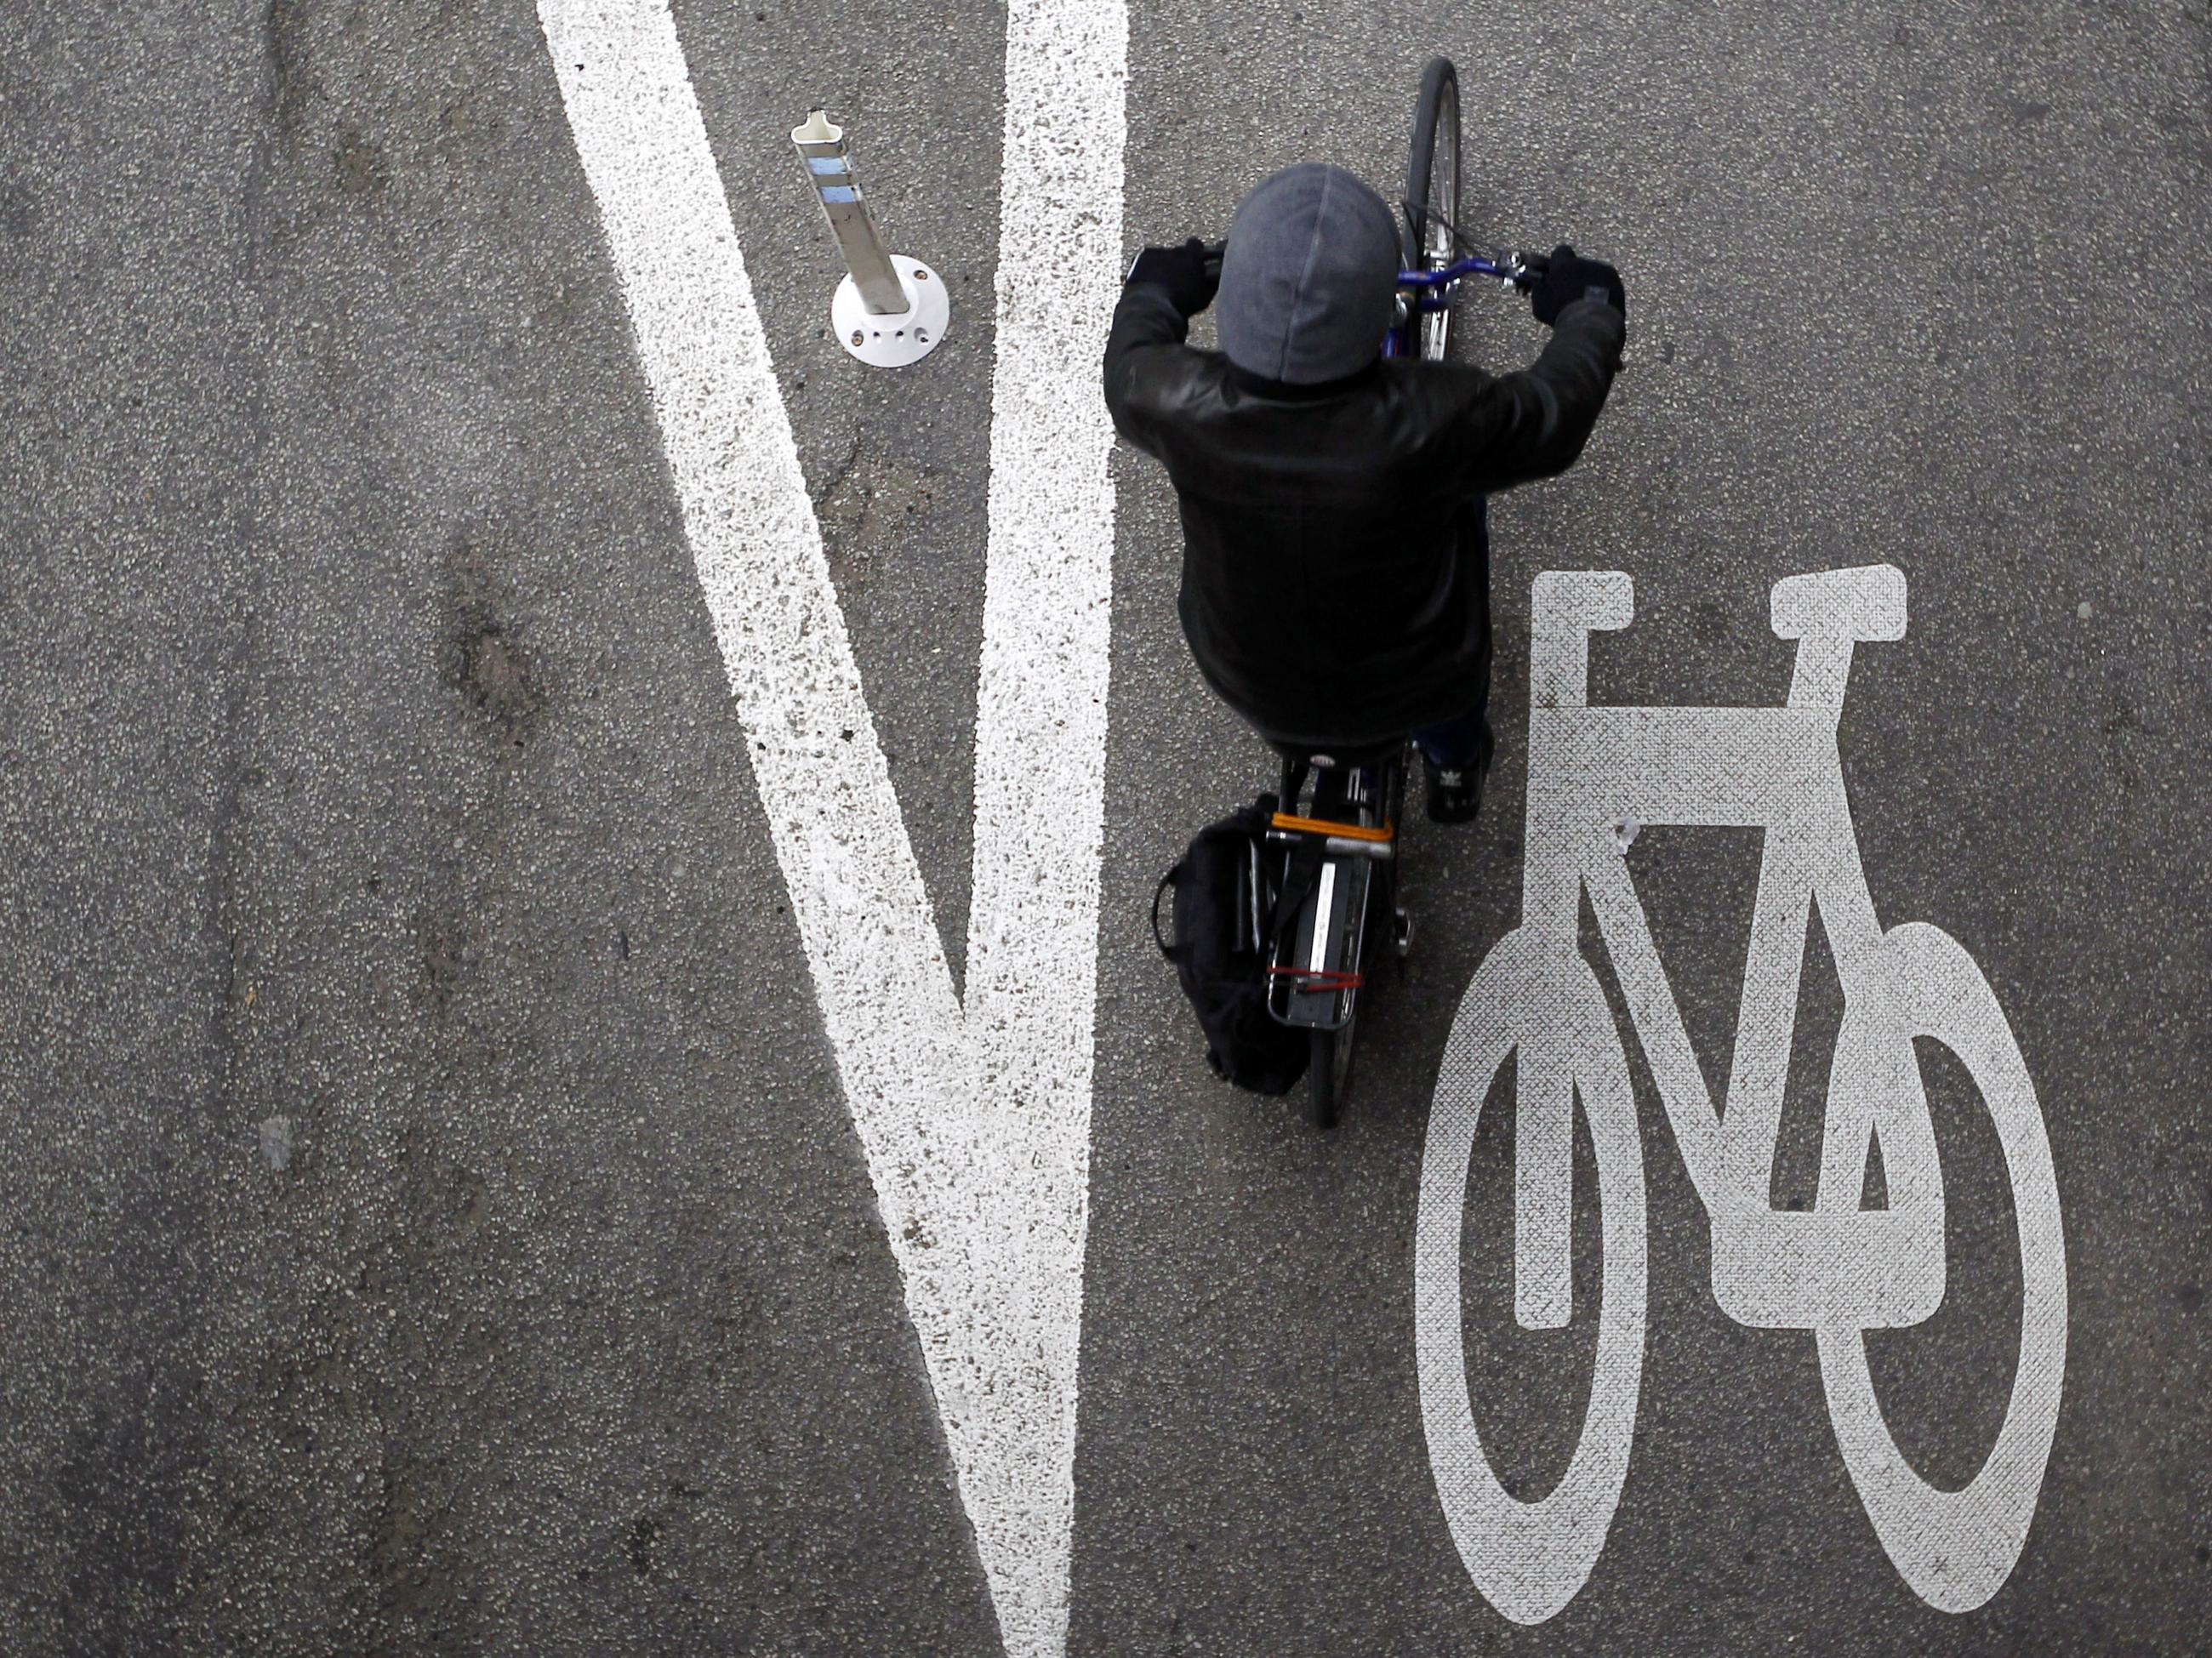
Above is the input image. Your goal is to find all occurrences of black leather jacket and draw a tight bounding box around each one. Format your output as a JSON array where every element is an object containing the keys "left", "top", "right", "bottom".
[{"left": 1103, "top": 282, "right": 1625, "bottom": 744}]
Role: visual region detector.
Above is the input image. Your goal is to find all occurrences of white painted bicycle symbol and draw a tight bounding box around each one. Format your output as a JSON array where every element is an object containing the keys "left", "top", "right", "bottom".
[{"left": 1416, "top": 565, "right": 2067, "bottom": 1624}]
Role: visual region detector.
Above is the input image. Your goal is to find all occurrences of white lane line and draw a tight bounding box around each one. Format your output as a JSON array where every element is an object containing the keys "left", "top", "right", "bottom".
[{"left": 536, "top": 4, "right": 1123, "bottom": 1655}]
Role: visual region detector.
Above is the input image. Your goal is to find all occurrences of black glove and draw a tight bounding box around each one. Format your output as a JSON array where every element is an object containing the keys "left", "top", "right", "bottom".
[
  {"left": 1126, "top": 236, "right": 1218, "bottom": 316},
  {"left": 1530, "top": 243, "right": 1624, "bottom": 326}
]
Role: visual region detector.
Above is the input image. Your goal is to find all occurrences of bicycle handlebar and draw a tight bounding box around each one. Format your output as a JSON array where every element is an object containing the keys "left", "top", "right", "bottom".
[{"left": 1196, "top": 240, "right": 1550, "bottom": 295}]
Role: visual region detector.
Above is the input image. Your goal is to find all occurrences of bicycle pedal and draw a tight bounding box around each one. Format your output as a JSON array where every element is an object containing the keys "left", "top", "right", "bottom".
[{"left": 1394, "top": 908, "right": 1415, "bottom": 957}]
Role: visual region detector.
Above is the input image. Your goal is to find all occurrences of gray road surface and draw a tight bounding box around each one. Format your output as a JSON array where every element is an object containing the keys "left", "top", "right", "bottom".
[{"left": 2, "top": 1, "right": 2208, "bottom": 1654}]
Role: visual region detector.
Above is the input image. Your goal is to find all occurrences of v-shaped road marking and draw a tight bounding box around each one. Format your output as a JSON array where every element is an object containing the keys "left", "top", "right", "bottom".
[{"left": 537, "top": 3, "right": 1127, "bottom": 1653}]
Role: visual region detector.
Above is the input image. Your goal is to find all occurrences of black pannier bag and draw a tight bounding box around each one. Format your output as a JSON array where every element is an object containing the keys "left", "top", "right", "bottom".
[{"left": 1151, "top": 794, "right": 1308, "bottom": 1094}]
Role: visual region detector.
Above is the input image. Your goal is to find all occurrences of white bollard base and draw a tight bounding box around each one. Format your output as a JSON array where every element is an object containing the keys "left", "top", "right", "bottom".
[{"left": 831, "top": 254, "right": 950, "bottom": 368}]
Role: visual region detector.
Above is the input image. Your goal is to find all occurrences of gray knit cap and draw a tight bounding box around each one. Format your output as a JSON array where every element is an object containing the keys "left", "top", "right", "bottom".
[{"left": 1215, "top": 162, "right": 1400, "bottom": 385}]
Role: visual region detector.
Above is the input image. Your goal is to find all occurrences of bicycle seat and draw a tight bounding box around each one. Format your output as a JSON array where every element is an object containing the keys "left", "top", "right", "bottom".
[{"left": 1261, "top": 732, "right": 1406, "bottom": 770}]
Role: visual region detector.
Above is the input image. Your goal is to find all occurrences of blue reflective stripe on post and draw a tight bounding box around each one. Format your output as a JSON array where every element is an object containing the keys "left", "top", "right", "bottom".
[
  {"left": 818, "top": 185, "right": 860, "bottom": 203},
  {"left": 805, "top": 156, "right": 847, "bottom": 176}
]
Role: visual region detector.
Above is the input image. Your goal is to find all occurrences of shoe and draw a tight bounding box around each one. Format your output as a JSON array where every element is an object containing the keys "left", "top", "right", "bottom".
[{"left": 1422, "top": 749, "right": 1486, "bottom": 824}]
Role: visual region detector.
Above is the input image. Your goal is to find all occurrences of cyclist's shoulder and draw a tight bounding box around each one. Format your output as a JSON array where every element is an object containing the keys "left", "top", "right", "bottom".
[
  {"left": 1379, "top": 358, "right": 1512, "bottom": 435},
  {"left": 1120, "top": 340, "right": 1227, "bottom": 402},
  {"left": 1106, "top": 344, "right": 1228, "bottom": 464},
  {"left": 1379, "top": 356, "right": 1507, "bottom": 409},
  {"left": 1386, "top": 357, "right": 1501, "bottom": 396}
]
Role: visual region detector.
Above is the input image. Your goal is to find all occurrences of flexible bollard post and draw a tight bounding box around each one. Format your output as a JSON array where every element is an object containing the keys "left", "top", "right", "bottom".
[{"left": 792, "top": 108, "right": 949, "bottom": 368}]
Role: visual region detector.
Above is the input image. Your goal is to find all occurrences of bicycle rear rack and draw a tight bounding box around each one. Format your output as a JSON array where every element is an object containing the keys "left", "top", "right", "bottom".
[
  {"left": 1267, "top": 844, "right": 1372, "bottom": 1031},
  {"left": 1268, "top": 811, "right": 1396, "bottom": 860},
  {"left": 1264, "top": 766, "right": 1396, "bottom": 1032}
]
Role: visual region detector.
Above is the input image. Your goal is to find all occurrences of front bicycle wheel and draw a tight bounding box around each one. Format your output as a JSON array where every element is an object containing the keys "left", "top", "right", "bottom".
[
  {"left": 1415, "top": 928, "right": 1646, "bottom": 1625},
  {"left": 1816, "top": 922, "right": 2067, "bottom": 1612},
  {"left": 1404, "top": 56, "right": 1461, "bottom": 362}
]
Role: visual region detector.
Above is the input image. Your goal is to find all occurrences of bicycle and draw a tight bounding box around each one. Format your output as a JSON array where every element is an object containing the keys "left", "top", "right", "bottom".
[
  {"left": 1413, "top": 563, "right": 2067, "bottom": 1622},
  {"left": 1255, "top": 56, "right": 1558, "bottom": 1131}
]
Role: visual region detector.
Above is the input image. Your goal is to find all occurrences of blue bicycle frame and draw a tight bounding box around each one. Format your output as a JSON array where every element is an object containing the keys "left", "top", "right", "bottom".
[{"left": 1382, "top": 251, "right": 1544, "bottom": 357}]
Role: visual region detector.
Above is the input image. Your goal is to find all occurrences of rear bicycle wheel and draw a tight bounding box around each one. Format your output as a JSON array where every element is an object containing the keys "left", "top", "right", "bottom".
[
  {"left": 1405, "top": 56, "right": 1462, "bottom": 362},
  {"left": 1308, "top": 1022, "right": 1352, "bottom": 1130}
]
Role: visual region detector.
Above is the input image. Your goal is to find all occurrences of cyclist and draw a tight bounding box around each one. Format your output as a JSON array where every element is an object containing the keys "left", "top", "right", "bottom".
[{"left": 1102, "top": 162, "right": 1625, "bottom": 822}]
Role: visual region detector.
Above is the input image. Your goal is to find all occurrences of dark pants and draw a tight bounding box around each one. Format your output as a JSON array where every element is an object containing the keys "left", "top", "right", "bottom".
[{"left": 1411, "top": 498, "right": 1492, "bottom": 769}]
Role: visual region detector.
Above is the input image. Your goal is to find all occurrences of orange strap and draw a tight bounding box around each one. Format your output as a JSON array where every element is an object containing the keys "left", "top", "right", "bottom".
[{"left": 1271, "top": 811, "right": 1394, "bottom": 844}]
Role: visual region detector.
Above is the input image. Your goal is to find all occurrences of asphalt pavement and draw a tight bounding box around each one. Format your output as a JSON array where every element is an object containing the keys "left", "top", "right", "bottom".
[{"left": 2, "top": 1, "right": 2207, "bottom": 1654}]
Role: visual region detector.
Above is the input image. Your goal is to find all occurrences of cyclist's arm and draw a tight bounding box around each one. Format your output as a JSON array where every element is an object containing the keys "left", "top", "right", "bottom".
[
  {"left": 1449, "top": 299, "right": 1625, "bottom": 491},
  {"left": 1101, "top": 281, "right": 1192, "bottom": 460}
]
